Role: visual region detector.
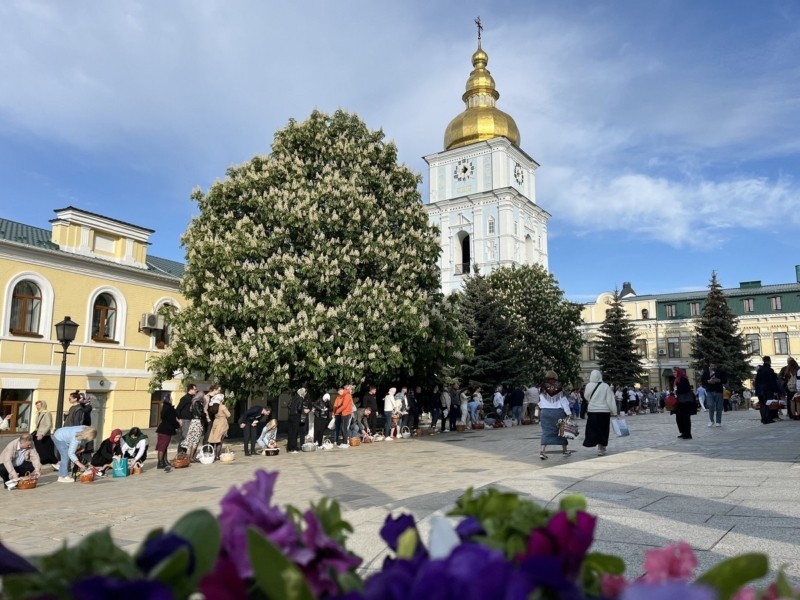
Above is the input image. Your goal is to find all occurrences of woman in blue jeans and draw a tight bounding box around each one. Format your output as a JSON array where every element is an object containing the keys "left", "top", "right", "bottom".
[{"left": 52, "top": 425, "right": 97, "bottom": 483}]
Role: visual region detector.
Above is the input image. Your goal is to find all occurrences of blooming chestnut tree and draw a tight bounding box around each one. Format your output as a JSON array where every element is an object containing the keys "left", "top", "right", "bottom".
[
  {"left": 151, "top": 110, "right": 467, "bottom": 397},
  {"left": 472, "top": 265, "right": 583, "bottom": 386}
]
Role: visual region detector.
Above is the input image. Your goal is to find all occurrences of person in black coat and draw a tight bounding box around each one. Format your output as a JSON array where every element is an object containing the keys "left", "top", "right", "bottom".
[
  {"left": 361, "top": 386, "right": 378, "bottom": 434},
  {"left": 90, "top": 428, "right": 122, "bottom": 474},
  {"left": 673, "top": 367, "right": 697, "bottom": 439},
  {"left": 239, "top": 404, "right": 271, "bottom": 456},
  {"left": 156, "top": 395, "right": 181, "bottom": 469},
  {"left": 312, "top": 393, "right": 331, "bottom": 447},
  {"left": 286, "top": 389, "right": 308, "bottom": 453},
  {"left": 755, "top": 356, "right": 780, "bottom": 424}
]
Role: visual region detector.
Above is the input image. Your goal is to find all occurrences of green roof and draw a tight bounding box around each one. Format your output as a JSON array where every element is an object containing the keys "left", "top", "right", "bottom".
[{"left": 0, "top": 217, "right": 184, "bottom": 280}]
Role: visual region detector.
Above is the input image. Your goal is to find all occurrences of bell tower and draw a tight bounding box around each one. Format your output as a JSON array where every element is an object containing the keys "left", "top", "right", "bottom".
[{"left": 424, "top": 22, "right": 550, "bottom": 294}]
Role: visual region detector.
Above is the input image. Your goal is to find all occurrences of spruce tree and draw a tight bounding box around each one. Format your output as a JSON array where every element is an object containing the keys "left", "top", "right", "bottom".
[
  {"left": 595, "top": 289, "right": 645, "bottom": 388},
  {"left": 150, "top": 109, "right": 468, "bottom": 399},
  {"left": 459, "top": 273, "right": 525, "bottom": 388},
  {"left": 690, "top": 272, "right": 752, "bottom": 390}
]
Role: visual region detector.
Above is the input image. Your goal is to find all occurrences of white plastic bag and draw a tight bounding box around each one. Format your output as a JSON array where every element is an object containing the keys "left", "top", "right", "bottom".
[
  {"left": 327, "top": 417, "right": 335, "bottom": 430},
  {"left": 611, "top": 418, "right": 630, "bottom": 437},
  {"left": 0, "top": 416, "right": 9, "bottom": 431}
]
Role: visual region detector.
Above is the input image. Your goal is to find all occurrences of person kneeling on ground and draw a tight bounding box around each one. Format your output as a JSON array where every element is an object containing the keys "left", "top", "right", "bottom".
[
  {"left": 359, "top": 407, "right": 373, "bottom": 441},
  {"left": 90, "top": 428, "right": 122, "bottom": 476},
  {"left": 52, "top": 426, "right": 97, "bottom": 483},
  {"left": 121, "top": 427, "right": 148, "bottom": 466},
  {"left": 0, "top": 433, "right": 42, "bottom": 484},
  {"left": 256, "top": 418, "right": 279, "bottom": 454}
]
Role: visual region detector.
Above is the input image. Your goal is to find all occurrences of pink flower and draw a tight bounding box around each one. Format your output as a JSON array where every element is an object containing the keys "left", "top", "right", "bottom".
[
  {"left": 601, "top": 573, "right": 629, "bottom": 598},
  {"left": 731, "top": 587, "right": 757, "bottom": 600},
  {"left": 642, "top": 541, "right": 698, "bottom": 583}
]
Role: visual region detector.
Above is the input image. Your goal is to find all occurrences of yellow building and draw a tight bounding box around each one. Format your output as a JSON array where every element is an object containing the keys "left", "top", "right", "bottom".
[
  {"left": 580, "top": 277, "right": 800, "bottom": 390},
  {"left": 0, "top": 207, "right": 185, "bottom": 438}
]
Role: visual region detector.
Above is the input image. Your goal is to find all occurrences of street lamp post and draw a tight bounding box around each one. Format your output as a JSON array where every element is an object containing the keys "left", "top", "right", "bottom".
[{"left": 54, "top": 316, "right": 79, "bottom": 429}]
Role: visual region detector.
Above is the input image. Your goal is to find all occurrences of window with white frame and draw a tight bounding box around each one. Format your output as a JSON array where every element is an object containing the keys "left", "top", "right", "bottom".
[
  {"left": 92, "top": 293, "right": 118, "bottom": 342},
  {"left": 774, "top": 332, "right": 789, "bottom": 355},
  {"left": 689, "top": 302, "right": 700, "bottom": 316},
  {"left": 742, "top": 298, "right": 754, "bottom": 313},
  {"left": 10, "top": 281, "right": 42, "bottom": 336},
  {"left": 668, "top": 337, "right": 681, "bottom": 358},
  {"left": 745, "top": 333, "right": 761, "bottom": 356},
  {"left": 770, "top": 296, "right": 782, "bottom": 311},
  {"left": 488, "top": 218, "right": 495, "bottom": 235},
  {"left": 666, "top": 304, "right": 676, "bottom": 318},
  {"left": 636, "top": 339, "right": 648, "bottom": 357}
]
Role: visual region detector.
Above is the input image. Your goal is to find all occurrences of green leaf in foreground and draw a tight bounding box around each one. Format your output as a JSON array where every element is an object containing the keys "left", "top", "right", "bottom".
[
  {"left": 695, "top": 553, "right": 768, "bottom": 600},
  {"left": 248, "top": 528, "right": 313, "bottom": 600}
]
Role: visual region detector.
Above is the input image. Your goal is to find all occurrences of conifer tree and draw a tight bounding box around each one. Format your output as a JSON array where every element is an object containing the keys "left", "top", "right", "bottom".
[
  {"left": 690, "top": 272, "right": 752, "bottom": 390},
  {"left": 595, "top": 289, "right": 645, "bottom": 388},
  {"left": 150, "top": 110, "right": 468, "bottom": 399},
  {"left": 459, "top": 273, "right": 525, "bottom": 388}
]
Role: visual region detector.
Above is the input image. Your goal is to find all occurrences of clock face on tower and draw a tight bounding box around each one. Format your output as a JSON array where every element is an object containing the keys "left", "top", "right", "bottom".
[
  {"left": 453, "top": 158, "right": 475, "bottom": 182},
  {"left": 514, "top": 163, "right": 524, "bottom": 185}
]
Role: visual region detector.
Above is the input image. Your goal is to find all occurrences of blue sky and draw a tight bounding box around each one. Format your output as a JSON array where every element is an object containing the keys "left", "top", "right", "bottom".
[{"left": 1, "top": 1, "right": 799, "bottom": 302}]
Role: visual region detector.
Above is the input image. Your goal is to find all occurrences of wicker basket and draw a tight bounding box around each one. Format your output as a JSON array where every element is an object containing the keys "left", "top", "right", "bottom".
[
  {"left": 172, "top": 455, "right": 191, "bottom": 469},
  {"left": 400, "top": 426, "right": 411, "bottom": 439},
  {"left": 131, "top": 464, "right": 144, "bottom": 475},
  {"left": 414, "top": 428, "right": 423, "bottom": 437},
  {"left": 79, "top": 471, "right": 94, "bottom": 484},
  {"left": 455, "top": 424, "right": 466, "bottom": 432},
  {"left": 522, "top": 417, "right": 533, "bottom": 425},
  {"left": 492, "top": 421, "right": 504, "bottom": 429},
  {"left": 198, "top": 444, "right": 216, "bottom": 465},
  {"left": 472, "top": 421, "right": 485, "bottom": 430},
  {"left": 301, "top": 442, "right": 317, "bottom": 452},
  {"left": 264, "top": 448, "right": 280, "bottom": 456},
  {"left": 16, "top": 473, "right": 37, "bottom": 490},
  {"left": 349, "top": 437, "right": 361, "bottom": 446},
  {"left": 372, "top": 433, "right": 385, "bottom": 442},
  {"left": 362, "top": 435, "right": 373, "bottom": 444}
]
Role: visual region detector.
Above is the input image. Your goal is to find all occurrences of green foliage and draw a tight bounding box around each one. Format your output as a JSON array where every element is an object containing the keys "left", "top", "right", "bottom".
[
  {"left": 149, "top": 109, "right": 467, "bottom": 397},
  {"left": 459, "top": 265, "right": 583, "bottom": 386},
  {"left": 690, "top": 272, "right": 752, "bottom": 390},
  {"left": 449, "top": 487, "right": 555, "bottom": 558},
  {"left": 595, "top": 289, "right": 645, "bottom": 388},
  {"left": 169, "top": 509, "right": 221, "bottom": 590},
  {"left": 581, "top": 552, "right": 626, "bottom": 597},
  {"left": 4, "top": 530, "right": 140, "bottom": 599},
  {"left": 306, "top": 497, "right": 353, "bottom": 547},
  {"left": 248, "top": 528, "right": 314, "bottom": 600},
  {"left": 695, "top": 553, "right": 768, "bottom": 600},
  {"left": 459, "top": 273, "right": 526, "bottom": 387}
]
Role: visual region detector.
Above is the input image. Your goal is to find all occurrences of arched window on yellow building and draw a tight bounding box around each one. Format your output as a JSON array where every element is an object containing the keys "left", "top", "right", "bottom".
[
  {"left": 10, "top": 281, "right": 42, "bottom": 336},
  {"left": 92, "top": 293, "right": 117, "bottom": 342}
]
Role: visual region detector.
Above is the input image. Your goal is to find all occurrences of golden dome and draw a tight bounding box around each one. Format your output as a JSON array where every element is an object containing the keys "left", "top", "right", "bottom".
[{"left": 444, "top": 41, "right": 520, "bottom": 150}]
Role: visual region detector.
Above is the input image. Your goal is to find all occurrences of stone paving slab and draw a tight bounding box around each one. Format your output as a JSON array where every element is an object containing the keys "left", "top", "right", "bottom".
[{"left": 1, "top": 408, "right": 798, "bottom": 584}]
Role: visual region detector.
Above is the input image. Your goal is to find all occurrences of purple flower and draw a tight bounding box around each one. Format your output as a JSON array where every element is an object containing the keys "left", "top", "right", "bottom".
[
  {"left": 379, "top": 514, "right": 420, "bottom": 554},
  {"left": 621, "top": 581, "right": 717, "bottom": 600},
  {"left": 217, "top": 470, "right": 299, "bottom": 578},
  {"left": 136, "top": 532, "right": 195, "bottom": 575},
  {"left": 455, "top": 516, "right": 485, "bottom": 541},
  {"left": 293, "top": 510, "right": 361, "bottom": 597},
  {"left": 0, "top": 541, "right": 37, "bottom": 575},
  {"left": 70, "top": 577, "right": 173, "bottom": 600},
  {"left": 522, "top": 510, "right": 596, "bottom": 579}
]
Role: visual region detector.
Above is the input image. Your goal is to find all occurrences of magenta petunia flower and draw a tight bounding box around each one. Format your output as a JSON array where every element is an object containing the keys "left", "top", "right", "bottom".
[
  {"left": 522, "top": 510, "right": 597, "bottom": 579},
  {"left": 600, "top": 573, "right": 629, "bottom": 598},
  {"left": 217, "top": 470, "right": 300, "bottom": 579},
  {"left": 199, "top": 556, "right": 250, "bottom": 600},
  {"left": 641, "top": 541, "right": 698, "bottom": 583}
]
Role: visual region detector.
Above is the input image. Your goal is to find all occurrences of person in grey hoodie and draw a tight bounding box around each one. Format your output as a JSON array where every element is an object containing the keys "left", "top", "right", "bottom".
[{"left": 581, "top": 370, "right": 618, "bottom": 456}]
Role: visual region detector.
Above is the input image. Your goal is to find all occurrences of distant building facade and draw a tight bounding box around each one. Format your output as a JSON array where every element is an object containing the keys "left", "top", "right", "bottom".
[
  {"left": 0, "top": 207, "right": 186, "bottom": 438},
  {"left": 579, "top": 274, "right": 800, "bottom": 390}
]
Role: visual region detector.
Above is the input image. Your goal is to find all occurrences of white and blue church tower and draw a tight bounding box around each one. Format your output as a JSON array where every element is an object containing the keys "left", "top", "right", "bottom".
[{"left": 424, "top": 33, "right": 550, "bottom": 294}]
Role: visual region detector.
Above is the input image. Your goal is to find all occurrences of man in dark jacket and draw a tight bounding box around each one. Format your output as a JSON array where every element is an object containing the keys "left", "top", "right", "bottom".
[
  {"left": 286, "top": 389, "right": 307, "bottom": 454},
  {"left": 175, "top": 384, "right": 197, "bottom": 450},
  {"left": 361, "top": 387, "right": 378, "bottom": 434},
  {"left": 701, "top": 362, "right": 727, "bottom": 427},
  {"left": 754, "top": 356, "right": 779, "bottom": 424},
  {"left": 239, "top": 404, "right": 271, "bottom": 456}
]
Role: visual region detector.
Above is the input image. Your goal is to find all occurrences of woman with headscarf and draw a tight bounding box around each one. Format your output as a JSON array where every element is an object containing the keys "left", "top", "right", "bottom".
[
  {"left": 121, "top": 427, "right": 148, "bottom": 465},
  {"left": 538, "top": 370, "right": 573, "bottom": 460},
  {"left": 90, "top": 428, "right": 122, "bottom": 475},
  {"left": 207, "top": 390, "right": 230, "bottom": 460},
  {"left": 582, "top": 370, "right": 618, "bottom": 456},
  {"left": 673, "top": 367, "right": 696, "bottom": 439},
  {"left": 33, "top": 399, "right": 57, "bottom": 466},
  {"left": 383, "top": 387, "right": 398, "bottom": 439},
  {"left": 155, "top": 393, "right": 180, "bottom": 469}
]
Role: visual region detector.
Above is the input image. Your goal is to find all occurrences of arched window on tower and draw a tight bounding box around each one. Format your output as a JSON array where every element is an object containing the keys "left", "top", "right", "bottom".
[
  {"left": 525, "top": 235, "right": 534, "bottom": 264},
  {"left": 488, "top": 217, "right": 495, "bottom": 235},
  {"left": 455, "top": 231, "right": 471, "bottom": 275}
]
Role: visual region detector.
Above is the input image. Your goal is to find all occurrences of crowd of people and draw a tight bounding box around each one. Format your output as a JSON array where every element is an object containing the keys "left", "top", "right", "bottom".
[{"left": 5, "top": 357, "right": 797, "bottom": 487}]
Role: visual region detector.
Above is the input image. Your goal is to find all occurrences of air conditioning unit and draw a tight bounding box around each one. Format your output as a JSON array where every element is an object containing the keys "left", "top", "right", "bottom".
[
  {"left": 657, "top": 349, "right": 667, "bottom": 356},
  {"left": 140, "top": 313, "right": 165, "bottom": 330}
]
